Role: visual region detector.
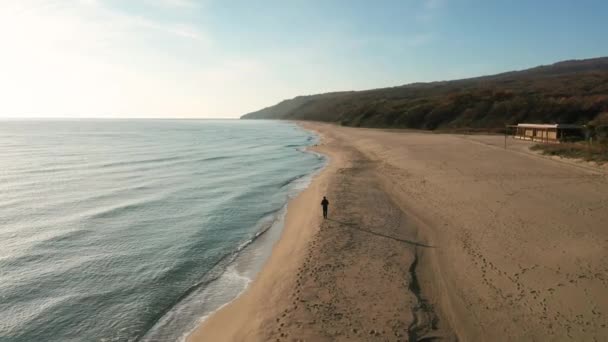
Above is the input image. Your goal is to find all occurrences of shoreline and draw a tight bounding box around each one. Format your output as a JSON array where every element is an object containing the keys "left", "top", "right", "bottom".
[
  {"left": 141, "top": 123, "right": 326, "bottom": 342},
  {"left": 188, "top": 122, "right": 454, "bottom": 341},
  {"left": 187, "top": 122, "right": 340, "bottom": 341}
]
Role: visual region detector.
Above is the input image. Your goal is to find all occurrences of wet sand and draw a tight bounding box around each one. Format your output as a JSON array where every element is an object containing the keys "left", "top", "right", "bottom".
[{"left": 189, "top": 122, "right": 608, "bottom": 341}]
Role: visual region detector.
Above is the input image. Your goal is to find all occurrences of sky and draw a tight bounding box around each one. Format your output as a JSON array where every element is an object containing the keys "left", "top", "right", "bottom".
[{"left": 0, "top": 0, "right": 607, "bottom": 119}]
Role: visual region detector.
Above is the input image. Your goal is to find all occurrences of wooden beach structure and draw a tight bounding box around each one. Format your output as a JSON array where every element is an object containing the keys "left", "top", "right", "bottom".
[{"left": 507, "top": 123, "right": 585, "bottom": 143}]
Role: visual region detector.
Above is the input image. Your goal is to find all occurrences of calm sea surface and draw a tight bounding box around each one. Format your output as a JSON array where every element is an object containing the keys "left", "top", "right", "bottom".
[{"left": 0, "top": 120, "right": 324, "bottom": 342}]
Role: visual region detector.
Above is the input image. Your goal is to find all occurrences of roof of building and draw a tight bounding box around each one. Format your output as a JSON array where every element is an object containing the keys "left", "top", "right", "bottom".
[{"left": 516, "top": 123, "right": 583, "bottom": 129}]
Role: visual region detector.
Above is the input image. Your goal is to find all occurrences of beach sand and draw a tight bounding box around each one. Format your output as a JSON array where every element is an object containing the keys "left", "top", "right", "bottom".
[{"left": 188, "top": 122, "right": 608, "bottom": 341}]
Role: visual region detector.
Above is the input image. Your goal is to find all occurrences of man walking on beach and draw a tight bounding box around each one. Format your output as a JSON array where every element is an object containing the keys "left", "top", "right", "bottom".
[{"left": 321, "top": 196, "right": 329, "bottom": 219}]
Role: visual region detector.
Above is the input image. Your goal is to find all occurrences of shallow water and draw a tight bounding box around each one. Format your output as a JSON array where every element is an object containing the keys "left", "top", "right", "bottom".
[{"left": 0, "top": 119, "right": 324, "bottom": 342}]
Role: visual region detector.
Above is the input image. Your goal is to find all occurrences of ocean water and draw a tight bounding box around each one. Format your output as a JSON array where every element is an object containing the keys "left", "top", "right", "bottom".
[{"left": 0, "top": 120, "right": 324, "bottom": 342}]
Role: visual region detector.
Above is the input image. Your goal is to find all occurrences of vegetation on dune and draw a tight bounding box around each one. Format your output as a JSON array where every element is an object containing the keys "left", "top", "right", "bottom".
[
  {"left": 531, "top": 142, "right": 608, "bottom": 164},
  {"left": 242, "top": 57, "right": 608, "bottom": 131},
  {"left": 587, "top": 112, "right": 608, "bottom": 142}
]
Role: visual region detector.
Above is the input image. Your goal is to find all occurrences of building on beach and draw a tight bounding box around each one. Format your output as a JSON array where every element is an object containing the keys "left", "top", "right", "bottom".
[{"left": 509, "top": 123, "right": 585, "bottom": 143}]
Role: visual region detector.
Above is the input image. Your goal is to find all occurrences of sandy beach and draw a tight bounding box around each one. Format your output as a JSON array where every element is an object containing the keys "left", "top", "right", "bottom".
[{"left": 189, "top": 122, "right": 608, "bottom": 341}]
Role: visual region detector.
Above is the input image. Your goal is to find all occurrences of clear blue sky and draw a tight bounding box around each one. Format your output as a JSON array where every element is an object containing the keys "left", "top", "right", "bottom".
[{"left": 1, "top": 0, "right": 607, "bottom": 118}]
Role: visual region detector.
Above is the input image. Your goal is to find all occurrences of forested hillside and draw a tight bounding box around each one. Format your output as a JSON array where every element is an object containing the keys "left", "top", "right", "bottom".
[{"left": 242, "top": 57, "right": 608, "bottom": 131}]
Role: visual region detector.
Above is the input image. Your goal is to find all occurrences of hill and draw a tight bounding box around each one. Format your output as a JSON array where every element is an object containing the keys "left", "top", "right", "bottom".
[{"left": 241, "top": 57, "right": 608, "bottom": 131}]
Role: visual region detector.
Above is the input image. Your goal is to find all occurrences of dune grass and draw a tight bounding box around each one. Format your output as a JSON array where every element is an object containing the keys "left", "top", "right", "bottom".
[{"left": 531, "top": 142, "right": 608, "bottom": 163}]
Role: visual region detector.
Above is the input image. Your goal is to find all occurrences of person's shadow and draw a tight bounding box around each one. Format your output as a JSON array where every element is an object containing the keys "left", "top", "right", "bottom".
[{"left": 326, "top": 218, "right": 434, "bottom": 248}]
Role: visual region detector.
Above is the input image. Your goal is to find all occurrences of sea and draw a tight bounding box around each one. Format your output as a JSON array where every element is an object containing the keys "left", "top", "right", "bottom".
[{"left": 0, "top": 119, "right": 325, "bottom": 342}]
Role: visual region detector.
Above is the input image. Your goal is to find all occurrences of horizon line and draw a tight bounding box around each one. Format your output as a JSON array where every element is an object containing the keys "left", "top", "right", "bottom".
[{"left": 0, "top": 117, "right": 241, "bottom": 120}]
